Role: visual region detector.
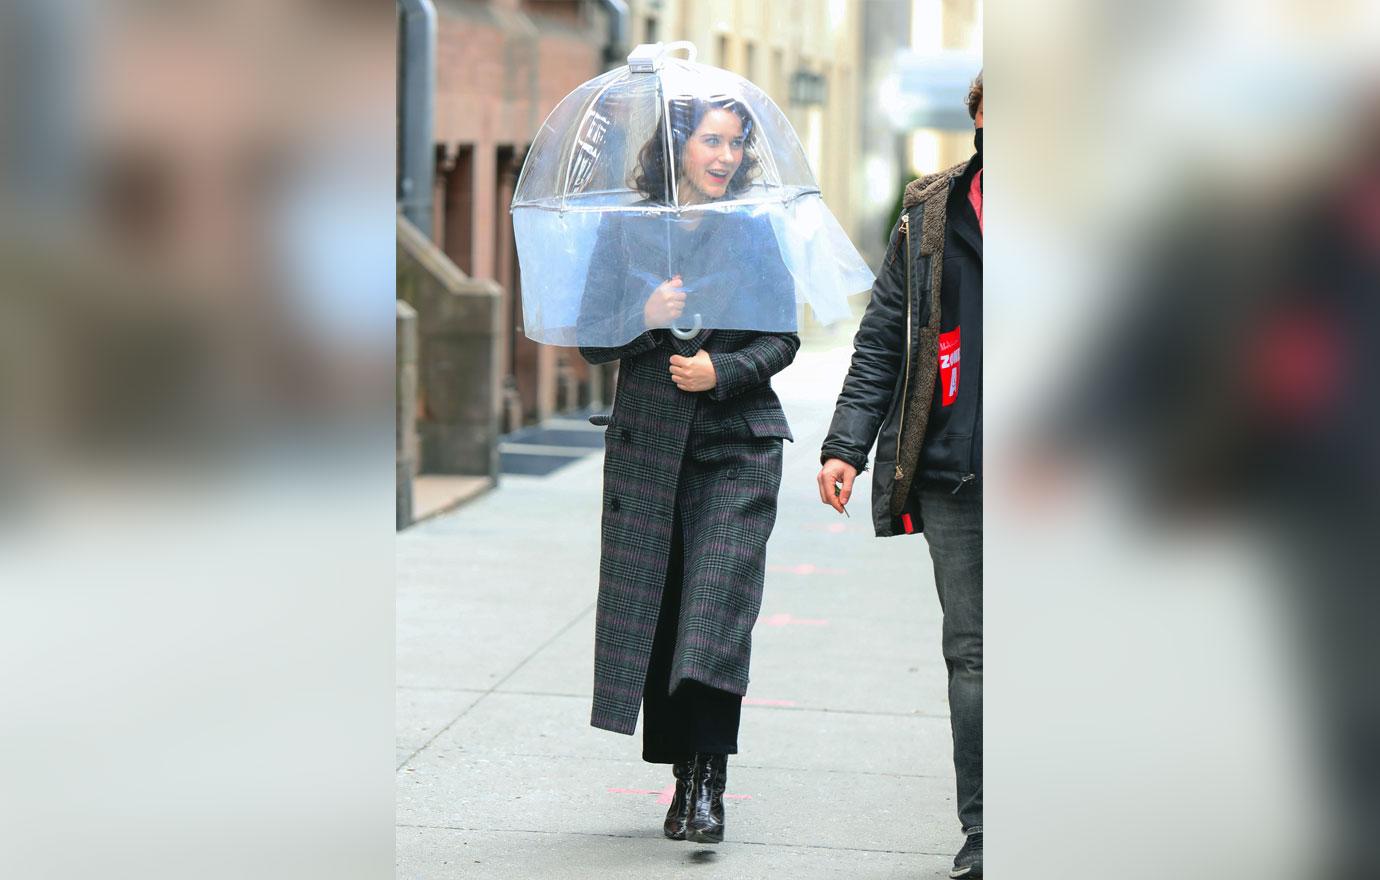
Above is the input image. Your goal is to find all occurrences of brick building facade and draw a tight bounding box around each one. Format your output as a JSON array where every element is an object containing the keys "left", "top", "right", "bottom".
[{"left": 430, "top": 0, "right": 615, "bottom": 431}]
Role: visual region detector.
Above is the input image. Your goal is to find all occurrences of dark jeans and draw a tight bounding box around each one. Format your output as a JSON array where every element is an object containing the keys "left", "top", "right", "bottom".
[
  {"left": 919, "top": 482, "right": 983, "bottom": 832},
  {"left": 641, "top": 509, "right": 742, "bottom": 764}
]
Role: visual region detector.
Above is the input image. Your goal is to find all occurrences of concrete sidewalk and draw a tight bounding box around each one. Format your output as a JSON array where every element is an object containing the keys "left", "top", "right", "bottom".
[{"left": 397, "top": 334, "right": 959, "bottom": 879}]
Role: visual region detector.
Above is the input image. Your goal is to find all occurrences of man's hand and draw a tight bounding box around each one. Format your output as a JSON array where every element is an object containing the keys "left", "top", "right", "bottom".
[
  {"left": 644, "top": 275, "right": 686, "bottom": 328},
  {"left": 817, "top": 458, "right": 858, "bottom": 515},
  {"left": 669, "top": 349, "right": 717, "bottom": 393}
]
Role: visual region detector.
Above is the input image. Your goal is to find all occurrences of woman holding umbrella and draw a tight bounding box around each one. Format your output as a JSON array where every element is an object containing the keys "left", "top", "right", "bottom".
[
  {"left": 511, "top": 41, "right": 872, "bottom": 846},
  {"left": 576, "top": 93, "right": 799, "bottom": 845}
]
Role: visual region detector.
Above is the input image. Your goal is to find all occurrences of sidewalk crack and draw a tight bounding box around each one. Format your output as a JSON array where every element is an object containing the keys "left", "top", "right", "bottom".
[{"left": 396, "top": 602, "right": 596, "bottom": 771}]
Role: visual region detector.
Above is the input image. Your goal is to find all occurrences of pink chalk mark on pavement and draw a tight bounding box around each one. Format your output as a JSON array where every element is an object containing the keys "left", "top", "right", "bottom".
[
  {"left": 757, "top": 612, "right": 830, "bottom": 628},
  {"left": 607, "top": 783, "right": 751, "bottom": 805},
  {"left": 766, "top": 563, "right": 847, "bottom": 576},
  {"left": 801, "top": 522, "right": 851, "bottom": 534},
  {"left": 742, "top": 697, "right": 797, "bottom": 707}
]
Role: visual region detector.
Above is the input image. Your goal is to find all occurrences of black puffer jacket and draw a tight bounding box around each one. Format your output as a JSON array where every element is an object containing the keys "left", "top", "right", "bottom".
[{"left": 821, "top": 154, "right": 983, "bottom": 537}]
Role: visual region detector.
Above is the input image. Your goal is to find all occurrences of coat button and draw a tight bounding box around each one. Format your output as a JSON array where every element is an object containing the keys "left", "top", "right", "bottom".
[
  {"left": 607, "top": 496, "right": 620, "bottom": 512},
  {"left": 726, "top": 467, "right": 739, "bottom": 480},
  {"left": 618, "top": 427, "right": 632, "bottom": 441}
]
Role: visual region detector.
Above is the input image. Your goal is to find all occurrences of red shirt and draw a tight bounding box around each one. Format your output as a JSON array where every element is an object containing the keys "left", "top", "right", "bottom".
[{"left": 968, "top": 167, "right": 983, "bottom": 234}]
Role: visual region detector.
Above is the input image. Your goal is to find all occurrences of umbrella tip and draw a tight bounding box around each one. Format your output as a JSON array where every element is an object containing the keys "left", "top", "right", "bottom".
[
  {"left": 627, "top": 43, "right": 664, "bottom": 74},
  {"left": 627, "top": 41, "right": 697, "bottom": 73}
]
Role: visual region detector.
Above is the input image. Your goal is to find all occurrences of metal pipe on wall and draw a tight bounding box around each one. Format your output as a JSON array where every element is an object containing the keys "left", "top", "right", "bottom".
[
  {"left": 397, "top": 0, "right": 436, "bottom": 238},
  {"left": 598, "top": 0, "right": 629, "bottom": 69}
]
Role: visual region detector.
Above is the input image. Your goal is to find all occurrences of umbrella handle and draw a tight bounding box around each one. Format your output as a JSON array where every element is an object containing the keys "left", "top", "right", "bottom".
[{"left": 670, "top": 313, "right": 702, "bottom": 340}]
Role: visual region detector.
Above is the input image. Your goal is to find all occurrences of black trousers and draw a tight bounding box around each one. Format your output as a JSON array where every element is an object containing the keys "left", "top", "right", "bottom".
[{"left": 641, "top": 510, "right": 742, "bottom": 764}]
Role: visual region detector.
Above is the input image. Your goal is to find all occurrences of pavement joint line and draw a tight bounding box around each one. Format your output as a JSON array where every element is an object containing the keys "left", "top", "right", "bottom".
[
  {"left": 396, "top": 602, "right": 597, "bottom": 771},
  {"left": 472, "top": 688, "right": 950, "bottom": 720},
  {"left": 394, "top": 823, "right": 951, "bottom": 856},
  {"left": 466, "top": 753, "right": 949, "bottom": 780},
  {"left": 397, "top": 750, "right": 947, "bottom": 781},
  {"left": 485, "top": 688, "right": 587, "bottom": 700}
]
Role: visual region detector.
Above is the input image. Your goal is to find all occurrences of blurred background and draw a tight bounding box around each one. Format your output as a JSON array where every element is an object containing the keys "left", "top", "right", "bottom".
[
  {"left": 393, "top": 0, "right": 982, "bottom": 527},
  {"left": 1, "top": 2, "right": 395, "bottom": 878},
  {"left": 988, "top": 2, "right": 1380, "bottom": 878}
]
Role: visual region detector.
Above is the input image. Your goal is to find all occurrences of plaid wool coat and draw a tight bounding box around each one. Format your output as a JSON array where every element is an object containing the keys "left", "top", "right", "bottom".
[{"left": 579, "top": 325, "right": 799, "bottom": 735}]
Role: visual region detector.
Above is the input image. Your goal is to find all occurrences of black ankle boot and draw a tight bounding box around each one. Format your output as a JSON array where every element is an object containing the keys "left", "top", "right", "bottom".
[
  {"left": 663, "top": 761, "right": 692, "bottom": 840},
  {"left": 686, "top": 753, "right": 727, "bottom": 844}
]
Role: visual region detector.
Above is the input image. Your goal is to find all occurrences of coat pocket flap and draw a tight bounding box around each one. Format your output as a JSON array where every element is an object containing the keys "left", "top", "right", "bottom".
[{"left": 741, "top": 409, "right": 794, "bottom": 442}]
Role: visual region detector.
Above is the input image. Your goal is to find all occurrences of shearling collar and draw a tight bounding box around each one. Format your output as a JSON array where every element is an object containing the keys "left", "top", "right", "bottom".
[{"left": 902, "top": 158, "right": 973, "bottom": 209}]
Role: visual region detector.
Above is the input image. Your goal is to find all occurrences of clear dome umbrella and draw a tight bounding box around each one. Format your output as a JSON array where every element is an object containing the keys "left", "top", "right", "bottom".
[{"left": 509, "top": 41, "right": 875, "bottom": 347}]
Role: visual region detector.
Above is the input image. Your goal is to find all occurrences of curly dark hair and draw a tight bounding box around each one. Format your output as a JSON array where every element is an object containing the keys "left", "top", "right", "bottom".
[
  {"left": 966, "top": 70, "right": 983, "bottom": 120},
  {"left": 631, "top": 95, "right": 760, "bottom": 203}
]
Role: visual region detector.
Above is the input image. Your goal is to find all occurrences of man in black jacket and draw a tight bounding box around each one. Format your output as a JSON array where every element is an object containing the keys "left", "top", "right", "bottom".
[{"left": 816, "top": 73, "right": 983, "bottom": 878}]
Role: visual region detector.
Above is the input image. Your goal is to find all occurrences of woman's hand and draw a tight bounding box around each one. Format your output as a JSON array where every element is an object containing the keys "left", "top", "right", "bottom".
[
  {"left": 643, "top": 275, "right": 686, "bottom": 328},
  {"left": 669, "top": 350, "right": 717, "bottom": 393}
]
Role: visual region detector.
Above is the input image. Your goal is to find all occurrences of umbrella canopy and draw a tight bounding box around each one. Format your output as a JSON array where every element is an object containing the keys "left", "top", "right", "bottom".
[{"left": 510, "top": 42, "right": 874, "bottom": 347}]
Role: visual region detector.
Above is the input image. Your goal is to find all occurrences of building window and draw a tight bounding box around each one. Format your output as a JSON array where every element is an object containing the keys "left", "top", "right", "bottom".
[
  {"left": 717, "top": 35, "right": 730, "bottom": 70},
  {"left": 644, "top": 15, "right": 657, "bottom": 44},
  {"left": 788, "top": 70, "right": 827, "bottom": 106},
  {"left": 745, "top": 42, "right": 758, "bottom": 85},
  {"left": 442, "top": 144, "right": 474, "bottom": 276}
]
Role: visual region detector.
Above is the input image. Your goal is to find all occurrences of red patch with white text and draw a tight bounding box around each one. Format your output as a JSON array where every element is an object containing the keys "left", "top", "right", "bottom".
[{"left": 938, "top": 327, "right": 961, "bottom": 406}]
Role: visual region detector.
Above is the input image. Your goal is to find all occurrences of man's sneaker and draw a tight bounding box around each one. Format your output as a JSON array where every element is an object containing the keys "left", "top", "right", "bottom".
[{"left": 949, "top": 829, "right": 982, "bottom": 878}]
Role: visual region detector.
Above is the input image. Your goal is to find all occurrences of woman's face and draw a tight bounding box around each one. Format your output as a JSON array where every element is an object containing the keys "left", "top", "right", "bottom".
[{"left": 678, "top": 108, "right": 745, "bottom": 204}]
